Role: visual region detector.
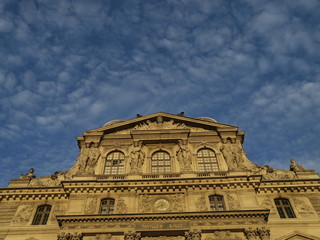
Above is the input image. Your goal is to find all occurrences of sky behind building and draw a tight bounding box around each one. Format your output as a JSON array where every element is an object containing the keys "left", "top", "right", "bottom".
[{"left": 0, "top": 0, "right": 319, "bottom": 186}]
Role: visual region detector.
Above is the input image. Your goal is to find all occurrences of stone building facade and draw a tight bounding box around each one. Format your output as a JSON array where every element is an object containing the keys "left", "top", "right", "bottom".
[{"left": 0, "top": 112, "right": 319, "bottom": 240}]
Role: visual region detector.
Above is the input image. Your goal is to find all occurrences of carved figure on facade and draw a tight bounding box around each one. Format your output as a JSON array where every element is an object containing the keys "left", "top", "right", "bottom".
[
  {"left": 139, "top": 195, "right": 153, "bottom": 213},
  {"left": 76, "top": 145, "right": 101, "bottom": 173},
  {"left": 12, "top": 205, "right": 33, "bottom": 223},
  {"left": 185, "top": 230, "right": 201, "bottom": 240},
  {"left": 176, "top": 140, "right": 192, "bottom": 172},
  {"left": 116, "top": 199, "right": 128, "bottom": 214},
  {"left": 134, "top": 117, "right": 187, "bottom": 130},
  {"left": 20, "top": 168, "right": 36, "bottom": 180},
  {"left": 196, "top": 195, "right": 208, "bottom": 211},
  {"left": 129, "top": 142, "right": 145, "bottom": 173},
  {"left": 29, "top": 172, "right": 62, "bottom": 187},
  {"left": 262, "top": 168, "right": 296, "bottom": 180},
  {"left": 124, "top": 232, "right": 141, "bottom": 240},
  {"left": 85, "top": 198, "right": 98, "bottom": 214},
  {"left": 289, "top": 159, "right": 306, "bottom": 172},
  {"left": 95, "top": 234, "right": 112, "bottom": 240}
]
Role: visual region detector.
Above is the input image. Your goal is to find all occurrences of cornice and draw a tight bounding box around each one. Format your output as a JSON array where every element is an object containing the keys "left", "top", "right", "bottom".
[{"left": 57, "top": 209, "right": 270, "bottom": 226}]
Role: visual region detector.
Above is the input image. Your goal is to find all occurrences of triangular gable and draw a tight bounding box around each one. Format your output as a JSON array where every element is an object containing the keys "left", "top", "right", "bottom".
[
  {"left": 276, "top": 231, "right": 320, "bottom": 240},
  {"left": 85, "top": 112, "right": 238, "bottom": 134}
]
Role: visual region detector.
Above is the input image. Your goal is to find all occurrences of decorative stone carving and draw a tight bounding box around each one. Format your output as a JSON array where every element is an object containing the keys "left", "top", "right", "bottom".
[
  {"left": 85, "top": 198, "right": 98, "bottom": 214},
  {"left": 227, "top": 194, "right": 240, "bottom": 210},
  {"left": 12, "top": 205, "right": 33, "bottom": 223},
  {"left": 172, "top": 193, "right": 184, "bottom": 212},
  {"left": 293, "top": 197, "right": 314, "bottom": 214},
  {"left": 196, "top": 195, "right": 208, "bottom": 211},
  {"left": 289, "top": 159, "right": 306, "bottom": 172},
  {"left": 185, "top": 230, "right": 201, "bottom": 240},
  {"left": 116, "top": 199, "right": 128, "bottom": 214},
  {"left": 20, "top": 168, "right": 36, "bottom": 180},
  {"left": 244, "top": 228, "right": 257, "bottom": 240},
  {"left": 124, "top": 232, "right": 141, "bottom": 240},
  {"left": 139, "top": 195, "right": 153, "bottom": 213},
  {"left": 205, "top": 231, "right": 242, "bottom": 240},
  {"left": 77, "top": 146, "right": 101, "bottom": 173},
  {"left": 257, "top": 227, "right": 270, "bottom": 240},
  {"left": 57, "top": 233, "right": 70, "bottom": 240},
  {"left": 262, "top": 168, "right": 296, "bottom": 180},
  {"left": 129, "top": 142, "right": 145, "bottom": 173},
  {"left": 176, "top": 140, "right": 192, "bottom": 172},
  {"left": 57, "top": 233, "right": 82, "bottom": 240},
  {"left": 96, "top": 234, "right": 112, "bottom": 240},
  {"left": 29, "top": 173, "right": 61, "bottom": 187},
  {"left": 142, "top": 237, "right": 183, "bottom": 240},
  {"left": 220, "top": 140, "right": 246, "bottom": 170},
  {"left": 134, "top": 117, "right": 187, "bottom": 130},
  {"left": 70, "top": 233, "right": 82, "bottom": 240},
  {"left": 51, "top": 202, "right": 67, "bottom": 220}
]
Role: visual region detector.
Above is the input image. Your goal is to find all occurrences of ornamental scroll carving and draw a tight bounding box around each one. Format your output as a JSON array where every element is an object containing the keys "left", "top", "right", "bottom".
[
  {"left": 85, "top": 198, "right": 98, "bottom": 214},
  {"left": 12, "top": 205, "right": 33, "bottom": 223},
  {"left": 139, "top": 195, "right": 153, "bottom": 213},
  {"left": 293, "top": 197, "right": 314, "bottom": 214},
  {"left": 51, "top": 202, "right": 67, "bottom": 220},
  {"left": 227, "top": 194, "right": 240, "bottom": 210},
  {"left": 116, "top": 199, "right": 128, "bottom": 214},
  {"left": 172, "top": 193, "right": 185, "bottom": 212},
  {"left": 196, "top": 195, "right": 208, "bottom": 211},
  {"left": 134, "top": 116, "right": 187, "bottom": 130},
  {"left": 205, "top": 231, "right": 243, "bottom": 240}
]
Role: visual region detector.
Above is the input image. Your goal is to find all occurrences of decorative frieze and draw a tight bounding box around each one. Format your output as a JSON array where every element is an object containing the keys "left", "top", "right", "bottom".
[{"left": 12, "top": 205, "right": 34, "bottom": 223}]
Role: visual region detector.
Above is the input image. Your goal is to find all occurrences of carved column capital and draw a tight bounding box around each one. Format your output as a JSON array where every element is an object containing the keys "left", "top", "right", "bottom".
[
  {"left": 124, "top": 231, "right": 141, "bottom": 240},
  {"left": 257, "top": 227, "right": 270, "bottom": 240},
  {"left": 244, "top": 227, "right": 258, "bottom": 240},
  {"left": 185, "top": 230, "right": 201, "bottom": 240}
]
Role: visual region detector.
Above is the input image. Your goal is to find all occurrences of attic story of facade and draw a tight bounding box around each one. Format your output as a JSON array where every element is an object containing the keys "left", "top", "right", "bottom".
[{"left": 0, "top": 112, "right": 320, "bottom": 240}]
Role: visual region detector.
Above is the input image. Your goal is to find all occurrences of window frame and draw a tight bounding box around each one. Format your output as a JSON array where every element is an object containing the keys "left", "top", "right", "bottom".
[
  {"left": 99, "top": 198, "right": 115, "bottom": 215},
  {"left": 197, "top": 148, "right": 219, "bottom": 172},
  {"left": 209, "top": 195, "right": 226, "bottom": 211},
  {"left": 32, "top": 205, "right": 52, "bottom": 225},
  {"left": 274, "top": 198, "right": 296, "bottom": 218},
  {"left": 104, "top": 151, "right": 125, "bottom": 175},
  {"left": 151, "top": 150, "right": 171, "bottom": 174}
]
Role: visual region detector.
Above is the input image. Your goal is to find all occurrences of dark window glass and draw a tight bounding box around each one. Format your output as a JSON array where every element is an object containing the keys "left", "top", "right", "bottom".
[
  {"left": 100, "top": 198, "right": 115, "bottom": 214},
  {"left": 151, "top": 151, "right": 171, "bottom": 174},
  {"left": 274, "top": 198, "right": 296, "bottom": 218},
  {"left": 197, "top": 148, "right": 219, "bottom": 172},
  {"left": 209, "top": 195, "right": 225, "bottom": 211},
  {"left": 104, "top": 151, "right": 125, "bottom": 175},
  {"left": 32, "top": 205, "right": 51, "bottom": 225}
]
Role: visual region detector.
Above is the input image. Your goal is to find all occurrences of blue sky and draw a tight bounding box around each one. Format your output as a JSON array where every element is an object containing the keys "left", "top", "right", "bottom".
[{"left": 0, "top": 0, "right": 319, "bottom": 186}]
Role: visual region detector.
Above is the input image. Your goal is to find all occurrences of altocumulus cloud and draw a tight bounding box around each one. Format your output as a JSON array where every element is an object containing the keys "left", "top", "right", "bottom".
[{"left": 0, "top": 0, "right": 319, "bottom": 186}]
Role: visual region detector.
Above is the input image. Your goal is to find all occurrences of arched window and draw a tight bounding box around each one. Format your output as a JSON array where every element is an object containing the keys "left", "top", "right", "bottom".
[
  {"left": 32, "top": 205, "right": 51, "bottom": 225},
  {"left": 209, "top": 195, "right": 225, "bottom": 211},
  {"left": 151, "top": 151, "right": 171, "bottom": 174},
  {"left": 197, "top": 148, "right": 219, "bottom": 172},
  {"left": 104, "top": 151, "right": 125, "bottom": 175},
  {"left": 274, "top": 198, "right": 296, "bottom": 218},
  {"left": 100, "top": 198, "right": 115, "bottom": 214}
]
